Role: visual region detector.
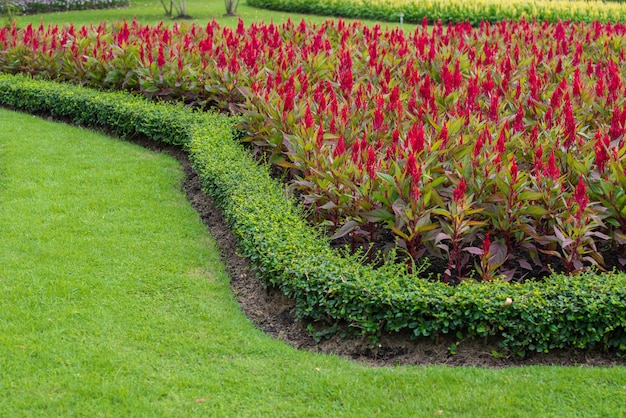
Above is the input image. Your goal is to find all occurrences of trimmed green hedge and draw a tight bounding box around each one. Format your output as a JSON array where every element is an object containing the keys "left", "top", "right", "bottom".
[
  {"left": 246, "top": 0, "right": 626, "bottom": 25},
  {"left": 2, "top": 73, "right": 626, "bottom": 355},
  {"left": 1, "top": 0, "right": 129, "bottom": 15}
]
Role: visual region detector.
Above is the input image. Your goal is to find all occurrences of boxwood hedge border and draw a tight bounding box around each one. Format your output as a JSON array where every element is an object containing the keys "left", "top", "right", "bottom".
[{"left": 1, "top": 73, "right": 625, "bottom": 355}]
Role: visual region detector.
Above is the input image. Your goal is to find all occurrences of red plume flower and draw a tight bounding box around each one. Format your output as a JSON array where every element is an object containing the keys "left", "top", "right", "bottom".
[
  {"left": 544, "top": 150, "right": 560, "bottom": 180},
  {"left": 573, "top": 175, "right": 588, "bottom": 220},
  {"left": 510, "top": 157, "right": 518, "bottom": 184},
  {"left": 157, "top": 45, "right": 166, "bottom": 67},
  {"left": 453, "top": 178, "right": 467, "bottom": 203},
  {"left": 405, "top": 153, "right": 420, "bottom": 180},
  {"left": 563, "top": 95, "right": 576, "bottom": 148},
  {"left": 594, "top": 131, "right": 610, "bottom": 173},
  {"left": 366, "top": 145, "right": 377, "bottom": 179},
  {"left": 304, "top": 104, "right": 314, "bottom": 129},
  {"left": 333, "top": 135, "right": 345, "bottom": 158},
  {"left": 482, "top": 232, "right": 491, "bottom": 256}
]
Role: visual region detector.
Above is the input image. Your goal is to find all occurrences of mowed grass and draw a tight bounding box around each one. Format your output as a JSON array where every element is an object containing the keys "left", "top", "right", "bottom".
[{"left": 1, "top": 110, "right": 626, "bottom": 416}]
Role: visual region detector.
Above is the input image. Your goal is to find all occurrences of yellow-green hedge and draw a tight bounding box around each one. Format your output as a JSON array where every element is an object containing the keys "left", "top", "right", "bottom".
[{"left": 247, "top": 0, "right": 626, "bottom": 24}]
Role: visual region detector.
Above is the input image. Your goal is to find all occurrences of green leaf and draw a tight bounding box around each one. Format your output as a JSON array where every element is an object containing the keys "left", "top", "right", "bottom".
[
  {"left": 520, "top": 205, "right": 548, "bottom": 217},
  {"left": 331, "top": 220, "right": 360, "bottom": 240},
  {"left": 518, "top": 191, "right": 544, "bottom": 201},
  {"left": 364, "top": 208, "right": 395, "bottom": 223}
]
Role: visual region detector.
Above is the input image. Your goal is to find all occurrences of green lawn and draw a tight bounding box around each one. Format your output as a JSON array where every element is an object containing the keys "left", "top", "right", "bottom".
[
  {"left": 10, "top": 0, "right": 416, "bottom": 30},
  {"left": 2, "top": 1, "right": 626, "bottom": 415}
]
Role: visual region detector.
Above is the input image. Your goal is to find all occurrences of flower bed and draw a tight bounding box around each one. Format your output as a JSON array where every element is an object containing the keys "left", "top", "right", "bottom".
[{"left": 3, "top": 18, "right": 626, "bottom": 282}]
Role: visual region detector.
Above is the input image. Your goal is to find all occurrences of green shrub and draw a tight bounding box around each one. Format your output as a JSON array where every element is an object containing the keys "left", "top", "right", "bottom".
[
  {"left": 0, "top": 0, "right": 129, "bottom": 15},
  {"left": 247, "top": 0, "right": 626, "bottom": 24},
  {"left": 1, "top": 73, "right": 625, "bottom": 355}
]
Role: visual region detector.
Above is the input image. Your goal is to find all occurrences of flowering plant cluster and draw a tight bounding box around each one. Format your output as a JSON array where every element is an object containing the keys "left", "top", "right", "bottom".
[{"left": 2, "top": 18, "right": 626, "bottom": 282}]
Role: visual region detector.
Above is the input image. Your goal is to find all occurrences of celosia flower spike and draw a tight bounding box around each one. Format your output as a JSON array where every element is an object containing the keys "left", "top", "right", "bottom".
[
  {"left": 482, "top": 232, "right": 491, "bottom": 256},
  {"left": 333, "top": 135, "right": 345, "bottom": 158},
  {"left": 453, "top": 178, "right": 467, "bottom": 203},
  {"left": 573, "top": 175, "right": 589, "bottom": 220}
]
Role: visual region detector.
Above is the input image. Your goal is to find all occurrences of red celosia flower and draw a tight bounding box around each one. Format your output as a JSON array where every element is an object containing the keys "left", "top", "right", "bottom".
[
  {"left": 473, "top": 136, "right": 484, "bottom": 159},
  {"left": 338, "top": 48, "right": 353, "bottom": 96},
  {"left": 555, "top": 57, "right": 563, "bottom": 74},
  {"left": 594, "top": 131, "right": 610, "bottom": 173},
  {"left": 513, "top": 105, "right": 524, "bottom": 132},
  {"left": 304, "top": 104, "right": 314, "bottom": 129},
  {"left": 510, "top": 157, "right": 518, "bottom": 184},
  {"left": 467, "top": 76, "right": 479, "bottom": 106},
  {"left": 405, "top": 153, "right": 420, "bottom": 180},
  {"left": 368, "top": 41, "right": 377, "bottom": 66},
  {"left": 157, "top": 45, "right": 166, "bottom": 67},
  {"left": 573, "top": 69, "right": 582, "bottom": 97},
  {"left": 563, "top": 94, "right": 576, "bottom": 148},
  {"left": 333, "top": 135, "right": 345, "bottom": 158},
  {"left": 411, "top": 183, "right": 422, "bottom": 201},
  {"left": 544, "top": 107, "right": 553, "bottom": 129},
  {"left": 596, "top": 74, "right": 606, "bottom": 98},
  {"left": 373, "top": 108, "right": 384, "bottom": 132},
  {"left": 419, "top": 75, "right": 431, "bottom": 101},
  {"left": 453, "top": 59, "right": 462, "bottom": 87},
  {"left": 573, "top": 175, "right": 588, "bottom": 220},
  {"left": 392, "top": 128, "right": 400, "bottom": 146},
  {"left": 329, "top": 119, "right": 336, "bottom": 135},
  {"left": 549, "top": 80, "right": 564, "bottom": 110},
  {"left": 316, "top": 124, "right": 325, "bottom": 148},
  {"left": 366, "top": 145, "right": 377, "bottom": 179},
  {"left": 482, "top": 232, "right": 491, "bottom": 256},
  {"left": 489, "top": 93, "right": 499, "bottom": 121},
  {"left": 453, "top": 178, "right": 467, "bottom": 203},
  {"left": 544, "top": 150, "right": 560, "bottom": 180},
  {"left": 608, "top": 105, "right": 623, "bottom": 140},
  {"left": 573, "top": 43, "right": 583, "bottom": 66},
  {"left": 407, "top": 122, "right": 425, "bottom": 153},
  {"left": 529, "top": 125, "right": 539, "bottom": 149},
  {"left": 496, "top": 123, "right": 507, "bottom": 154},
  {"left": 389, "top": 85, "right": 400, "bottom": 109}
]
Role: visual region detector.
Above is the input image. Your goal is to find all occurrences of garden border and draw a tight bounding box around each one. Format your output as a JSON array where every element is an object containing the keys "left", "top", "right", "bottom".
[{"left": 1, "top": 73, "right": 625, "bottom": 355}]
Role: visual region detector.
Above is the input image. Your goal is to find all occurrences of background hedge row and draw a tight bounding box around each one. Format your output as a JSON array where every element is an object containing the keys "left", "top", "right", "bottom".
[
  {"left": 0, "top": 0, "right": 129, "bottom": 15},
  {"left": 247, "top": 0, "right": 626, "bottom": 25},
  {"left": 1, "top": 74, "right": 626, "bottom": 355}
]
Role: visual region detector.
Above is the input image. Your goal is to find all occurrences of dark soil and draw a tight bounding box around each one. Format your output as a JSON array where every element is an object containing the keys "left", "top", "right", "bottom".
[{"left": 127, "top": 138, "right": 626, "bottom": 368}]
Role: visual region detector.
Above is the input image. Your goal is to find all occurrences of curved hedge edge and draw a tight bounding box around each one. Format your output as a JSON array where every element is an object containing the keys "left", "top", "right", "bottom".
[
  {"left": 1, "top": 73, "right": 626, "bottom": 355},
  {"left": 246, "top": 0, "right": 626, "bottom": 25}
]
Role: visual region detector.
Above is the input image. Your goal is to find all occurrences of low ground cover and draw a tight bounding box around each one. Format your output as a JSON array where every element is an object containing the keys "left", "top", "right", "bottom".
[{"left": 247, "top": 0, "right": 626, "bottom": 24}]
